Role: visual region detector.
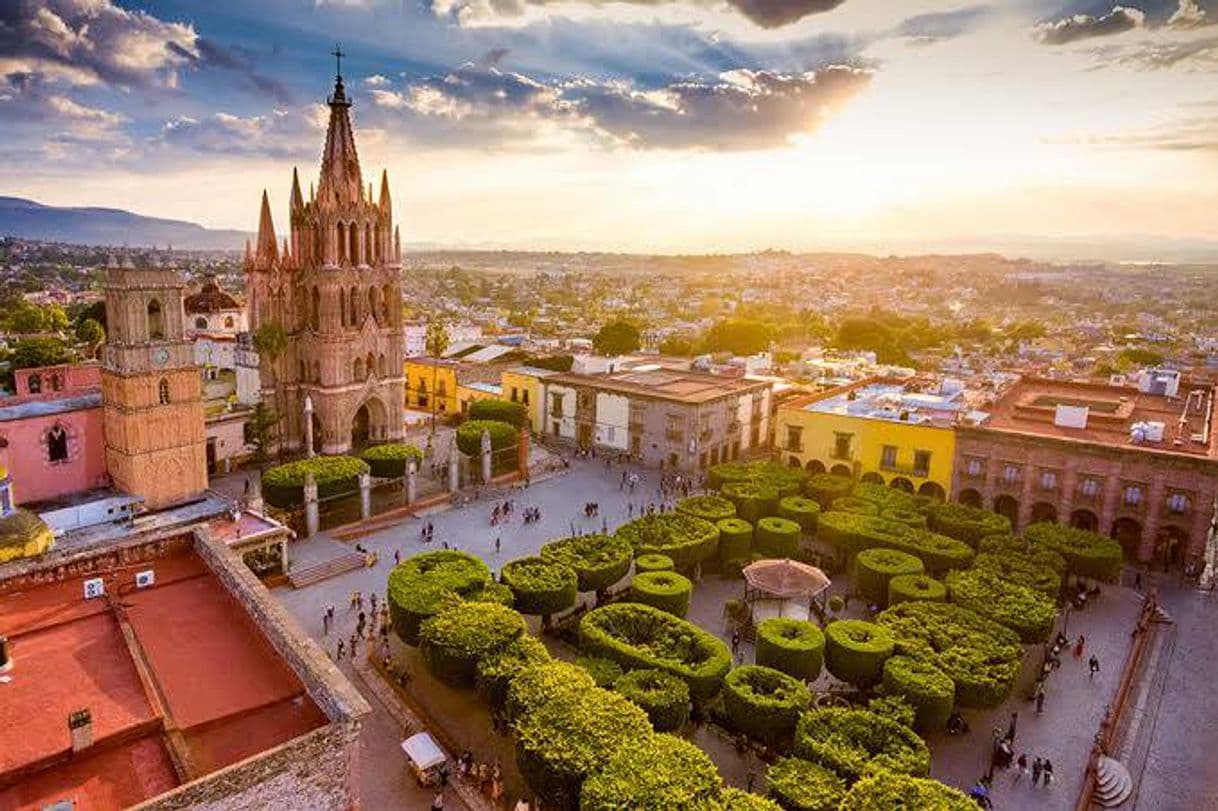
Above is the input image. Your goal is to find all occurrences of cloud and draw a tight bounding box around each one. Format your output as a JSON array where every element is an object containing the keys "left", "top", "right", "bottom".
[
  {"left": 1088, "top": 34, "right": 1218, "bottom": 69},
  {"left": 428, "top": 0, "right": 846, "bottom": 29},
  {"left": 891, "top": 5, "right": 992, "bottom": 45},
  {"left": 1168, "top": 0, "right": 1210, "bottom": 29},
  {"left": 1074, "top": 111, "right": 1218, "bottom": 151},
  {"left": 0, "top": 71, "right": 126, "bottom": 139},
  {"left": 157, "top": 107, "right": 326, "bottom": 159},
  {"left": 168, "top": 38, "right": 294, "bottom": 104},
  {"left": 1033, "top": 6, "right": 1146, "bottom": 45}
]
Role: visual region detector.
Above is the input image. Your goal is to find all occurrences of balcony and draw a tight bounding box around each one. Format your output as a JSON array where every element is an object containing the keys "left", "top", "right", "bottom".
[
  {"left": 785, "top": 442, "right": 805, "bottom": 453},
  {"left": 881, "top": 461, "right": 930, "bottom": 478},
  {"left": 830, "top": 449, "right": 853, "bottom": 462}
]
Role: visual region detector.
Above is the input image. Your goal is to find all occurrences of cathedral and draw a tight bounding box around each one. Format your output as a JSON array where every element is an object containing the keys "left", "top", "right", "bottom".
[{"left": 246, "top": 65, "right": 405, "bottom": 455}]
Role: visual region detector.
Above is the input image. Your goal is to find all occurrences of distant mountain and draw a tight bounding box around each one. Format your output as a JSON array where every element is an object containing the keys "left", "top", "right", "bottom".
[{"left": 0, "top": 196, "right": 251, "bottom": 251}]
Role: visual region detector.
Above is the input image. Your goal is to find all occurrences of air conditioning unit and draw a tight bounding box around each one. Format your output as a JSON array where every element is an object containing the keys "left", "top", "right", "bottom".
[
  {"left": 135, "top": 570, "right": 155, "bottom": 589},
  {"left": 83, "top": 578, "right": 105, "bottom": 600}
]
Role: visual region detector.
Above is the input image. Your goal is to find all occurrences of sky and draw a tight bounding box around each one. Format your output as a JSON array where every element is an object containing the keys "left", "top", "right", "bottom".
[{"left": 2, "top": 0, "right": 1217, "bottom": 254}]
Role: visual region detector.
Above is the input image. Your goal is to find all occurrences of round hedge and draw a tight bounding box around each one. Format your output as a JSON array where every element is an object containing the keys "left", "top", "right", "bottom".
[
  {"left": 887, "top": 574, "right": 946, "bottom": 606},
  {"left": 927, "top": 502, "right": 1011, "bottom": 547},
  {"left": 615, "top": 513, "right": 719, "bottom": 571},
  {"left": 717, "top": 518, "right": 754, "bottom": 566},
  {"left": 756, "top": 516, "right": 801, "bottom": 558},
  {"left": 830, "top": 496, "right": 881, "bottom": 517},
  {"left": 852, "top": 482, "right": 920, "bottom": 513},
  {"left": 824, "top": 620, "right": 894, "bottom": 687},
  {"left": 880, "top": 507, "right": 927, "bottom": 530},
  {"left": 838, "top": 772, "right": 976, "bottom": 811},
  {"left": 875, "top": 601, "right": 1023, "bottom": 708},
  {"left": 613, "top": 668, "right": 691, "bottom": 732},
  {"left": 636, "top": 553, "right": 675, "bottom": 573},
  {"left": 720, "top": 788, "right": 785, "bottom": 811},
  {"left": 1022, "top": 522, "right": 1124, "bottom": 582},
  {"left": 805, "top": 473, "right": 855, "bottom": 508},
  {"left": 888, "top": 529, "right": 975, "bottom": 573},
  {"left": 262, "top": 455, "right": 368, "bottom": 507},
  {"left": 767, "top": 757, "right": 847, "bottom": 811},
  {"left": 358, "top": 442, "right": 423, "bottom": 478},
  {"left": 455, "top": 418, "right": 519, "bottom": 457},
  {"left": 756, "top": 618, "right": 825, "bottom": 682},
  {"left": 580, "top": 732, "right": 722, "bottom": 811},
  {"left": 500, "top": 556, "right": 578, "bottom": 617},
  {"left": 973, "top": 551, "right": 1062, "bottom": 597},
  {"left": 387, "top": 550, "right": 495, "bottom": 645},
  {"left": 629, "top": 570, "right": 693, "bottom": 617},
  {"left": 816, "top": 512, "right": 910, "bottom": 556},
  {"left": 978, "top": 534, "right": 1067, "bottom": 575},
  {"left": 778, "top": 496, "right": 821, "bottom": 534},
  {"left": 723, "top": 665, "right": 813, "bottom": 744},
  {"left": 881, "top": 655, "right": 954, "bottom": 732},
  {"left": 540, "top": 534, "right": 634, "bottom": 594},
  {"left": 677, "top": 495, "right": 737, "bottom": 523},
  {"left": 946, "top": 568, "right": 1057, "bottom": 643},
  {"left": 855, "top": 548, "right": 925, "bottom": 606},
  {"left": 476, "top": 633, "right": 552, "bottom": 711},
  {"left": 468, "top": 397, "right": 528, "bottom": 428},
  {"left": 867, "top": 694, "right": 916, "bottom": 728},
  {"left": 506, "top": 660, "right": 597, "bottom": 723},
  {"left": 722, "top": 481, "right": 780, "bottom": 524},
  {"left": 514, "top": 687, "right": 652, "bottom": 809},
  {"left": 579, "top": 602, "right": 731, "bottom": 701},
  {"left": 710, "top": 460, "right": 807, "bottom": 496},
  {"left": 577, "top": 655, "right": 624, "bottom": 688},
  {"left": 417, "top": 600, "right": 527, "bottom": 687},
  {"left": 793, "top": 707, "right": 931, "bottom": 782}
]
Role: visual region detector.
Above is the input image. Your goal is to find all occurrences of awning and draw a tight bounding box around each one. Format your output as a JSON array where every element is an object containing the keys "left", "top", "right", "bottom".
[
  {"left": 401, "top": 733, "right": 446, "bottom": 770},
  {"left": 743, "top": 558, "right": 831, "bottom": 600}
]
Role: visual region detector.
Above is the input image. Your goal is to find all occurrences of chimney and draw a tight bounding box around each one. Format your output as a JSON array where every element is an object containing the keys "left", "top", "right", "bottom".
[{"left": 69, "top": 709, "right": 93, "bottom": 752}]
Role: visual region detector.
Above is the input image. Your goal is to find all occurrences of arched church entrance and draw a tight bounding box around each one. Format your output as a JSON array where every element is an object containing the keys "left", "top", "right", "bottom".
[{"left": 350, "top": 398, "right": 387, "bottom": 449}]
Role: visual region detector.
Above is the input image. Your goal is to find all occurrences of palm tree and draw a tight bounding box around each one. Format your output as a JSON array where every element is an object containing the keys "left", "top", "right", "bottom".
[{"left": 424, "top": 319, "right": 449, "bottom": 436}]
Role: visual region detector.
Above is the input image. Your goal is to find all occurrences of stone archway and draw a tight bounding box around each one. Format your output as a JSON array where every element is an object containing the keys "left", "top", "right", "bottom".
[
  {"left": 830, "top": 464, "right": 852, "bottom": 478},
  {"left": 788, "top": 455, "right": 802, "bottom": 468},
  {"left": 1070, "top": 509, "right": 1099, "bottom": 532},
  {"left": 860, "top": 472, "right": 885, "bottom": 485},
  {"left": 805, "top": 459, "right": 826, "bottom": 475},
  {"left": 918, "top": 481, "right": 947, "bottom": 503},
  {"left": 1111, "top": 517, "right": 1143, "bottom": 561},
  {"left": 1155, "top": 525, "right": 1189, "bottom": 569},
  {"left": 890, "top": 477, "right": 914, "bottom": 493},
  {"left": 350, "top": 397, "right": 387, "bottom": 449},
  {"left": 958, "top": 488, "right": 982, "bottom": 508},
  {"left": 994, "top": 494, "right": 1020, "bottom": 526},
  {"left": 1030, "top": 501, "right": 1058, "bottom": 525}
]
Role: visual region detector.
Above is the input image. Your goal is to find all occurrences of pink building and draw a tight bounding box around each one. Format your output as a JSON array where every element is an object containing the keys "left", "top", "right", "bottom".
[{"left": 0, "top": 363, "right": 107, "bottom": 505}]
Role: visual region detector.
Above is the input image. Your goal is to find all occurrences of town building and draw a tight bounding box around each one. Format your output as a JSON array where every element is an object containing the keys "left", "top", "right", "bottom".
[
  {"left": 502, "top": 366, "right": 559, "bottom": 434},
  {"left": 953, "top": 371, "right": 1218, "bottom": 568},
  {"left": 185, "top": 275, "right": 246, "bottom": 335}
]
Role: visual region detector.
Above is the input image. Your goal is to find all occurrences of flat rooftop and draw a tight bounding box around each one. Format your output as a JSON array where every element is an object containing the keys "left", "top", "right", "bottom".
[
  {"left": 979, "top": 377, "right": 1218, "bottom": 458},
  {"left": 548, "top": 368, "right": 769, "bottom": 404},
  {"left": 0, "top": 392, "right": 101, "bottom": 422},
  {"left": 787, "top": 382, "right": 962, "bottom": 427},
  {"left": 0, "top": 539, "right": 326, "bottom": 810}
]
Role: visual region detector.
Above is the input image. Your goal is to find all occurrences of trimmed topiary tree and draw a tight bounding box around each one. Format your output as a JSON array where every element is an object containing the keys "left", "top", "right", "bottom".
[
  {"left": 476, "top": 633, "right": 552, "bottom": 711},
  {"left": 580, "top": 732, "right": 722, "bottom": 810},
  {"left": 855, "top": 548, "right": 925, "bottom": 606},
  {"left": 263, "top": 455, "right": 368, "bottom": 507},
  {"left": 824, "top": 620, "right": 894, "bottom": 687},
  {"left": 636, "top": 553, "right": 675, "bottom": 573},
  {"left": 358, "top": 443, "right": 423, "bottom": 478},
  {"left": 616, "top": 513, "right": 719, "bottom": 571},
  {"left": 805, "top": 473, "right": 855, "bottom": 509},
  {"left": 388, "top": 550, "right": 497, "bottom": 645},
  {"left": 723, "top": 665, "right": 813, "bottom": 745},
  {"left": 506, "top": 660, "right": 596, "bottom": 723},
  {"left": 577, "top": 655, "right": 624, "bottom": 688},
  {"left": 722, "top": 481, "right": 780, "bottom": 524},
  {"left": 1022, "top": 522, "right": 1124, "bottom": 582},
  {"left": 677, "top": 495, "right": 737, "bottom": 523},
  {"left": 710, "top": 460, "right": 808, "bottom": 496},
  {"left": 455, "top": 419, "right": 519, "bottom": 474},
  {"left": 927, "top": 502, "right": 1011, "bottom": 547},
  {"left": 468, "top": 397, "right": 528, "bottom": 428},
  {"left": 978, "top": 534, "right": 1067, "bottom": 575},
  {"left": 540, "top": 534, "right": 633, "bottom": 598},
  {"left": 852, "top": 482, "right": 920, "bottom": 513},
  {"left": 815, "top": 512, "right": 910, "bottom": 556},
  {"left": 755, "top": 618, "right": 825, "bottom": 682},
  {"left": 756, "top": 516, "right": 801, "bottom": 558},
  {"left": 793, "top": 707, "right": 931, "bottom": 782},
  {"left": 778, "top": 495, "right": 821, "bottom": 534},
  {"left": 629, "top": 570, "right": 693, "bottom": 617},
  {"left": 766, "top": 757, "right": 847, "bottom": 811},
  {"left": 880, "top": 507, "right": 928, "bottom": 530},
  {"left": 838, "top": 772, "right": 976, "bottom": 811},
  {"left": 887, "top": 574, "right": 947, "bottom": 606},
  {"left": 973, "top": 551, "right": 1062, "bottom": 597},
  {"left": 417, "top": 600, "right": 527, "bottom": 687},
  {"left": 721, "top": 788, "right": 785, "bottom": 810},
  {"left": 500, "top": 556, "right": 578, "bottom": 623},
  {"left": 867, "top": 694, "right": 916, "bottom": 728},
  {"left": 881, "top": 655, "right": 954, "bottom": 732},
  {"left": 830, "top": 496, "right": 881, "bottom": 517},
  {"left": 717, "top": 518, "right": 754, "bottom": 567},
  {"left": 946, "top": 568, "right": 1057, "bottom": 643},
  {"left": 613, "top": 668, "right": 691, "bottom": 732},
  {"left": 888, "top": 529, "right": 975, "bottom": 574}
]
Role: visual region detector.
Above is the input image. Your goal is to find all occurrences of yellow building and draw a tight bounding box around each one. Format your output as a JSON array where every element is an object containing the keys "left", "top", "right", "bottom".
[
  {"left": 457, "top": 381, "right": 503, "bottom": 415},
  {"left": 404, "top": 357, "right": 459, "bottom": 416},
  {"left": 774, "top": 379, "right": 957, "bottom": 501},
  {"left": 500, "top": 366, "right": 558, "bottom": 434}
]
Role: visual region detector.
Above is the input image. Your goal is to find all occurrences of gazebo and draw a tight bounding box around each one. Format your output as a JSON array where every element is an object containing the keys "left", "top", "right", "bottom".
[{"left": 742, "top": 558, "right": 832, "bottom": 623}]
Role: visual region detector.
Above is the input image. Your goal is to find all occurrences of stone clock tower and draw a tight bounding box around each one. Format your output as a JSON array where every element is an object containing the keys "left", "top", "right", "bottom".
[{"left": 101, "top": 257, "right": 208, "bottom": 509}]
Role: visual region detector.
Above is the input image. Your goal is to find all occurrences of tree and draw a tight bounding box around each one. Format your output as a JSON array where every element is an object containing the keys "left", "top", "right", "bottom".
[
  {"left": 5, "top": 300, "right": 50, "bottom": 334},
  {"left": 248, "top": 402, "right": 278, "bottom": 465},
  {"left": 252, "top": 322, "right": 290, "bottom": 457},
  {"left": 658, "top": 334, "right": 696, "bottom": 357},
  {"left": 593, "top": 319, "right": 641, "bottom": 356},
  {"left": 425, "top": 319, "right": 450, "bottom": 435},
  {"left": 44, "top": 305, "right": 69, "bottom": 333},
  {"left": 703, "top": 319, "right": 773, "bottom": 355},
  {"left": 75, "top": 318, "right": 105, "bottom": 358},
  {"left": 10, "top": 337, "right": 74, "bottom": 370}
]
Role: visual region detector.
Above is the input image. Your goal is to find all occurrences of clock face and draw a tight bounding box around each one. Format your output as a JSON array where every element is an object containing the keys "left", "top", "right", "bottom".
[{"left": 153, "top": 348, "right": 170, "bottom": 366}]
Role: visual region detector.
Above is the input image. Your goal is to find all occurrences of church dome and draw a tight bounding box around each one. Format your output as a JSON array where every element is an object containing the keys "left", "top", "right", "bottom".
[
  {"left": 185, "top": 278, "right": 240, "bottom": 314},
  {"left": 0, "top": 510, "right": 54, "bottom": 564}
]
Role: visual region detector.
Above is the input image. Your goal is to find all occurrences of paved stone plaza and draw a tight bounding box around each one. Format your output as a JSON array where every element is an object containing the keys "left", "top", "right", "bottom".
[{"left": 267, "top": 457, "right": 1216, "bottom": 810}]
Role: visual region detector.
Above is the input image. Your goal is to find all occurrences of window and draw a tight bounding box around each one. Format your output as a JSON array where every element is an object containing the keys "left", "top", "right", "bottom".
[
  {"left": 832, "top": 432, "right": 853, "bottom": 461},
  {"left": 1080, "top": 477, "right": 1101, "bottom": 498},
  {"left": 1002, "top": 464, "right": 1021, "bottom": 484},
  {"left": 158, "top": 378, "right": 170, "bottom": 405},
  {"left": 310, "top": 287, "right": 320, "bottom": 331},
  {"left": 551, "top": 393, "right": 564, "bottom": 419},
  {"left": 354, "top": 357, "right": 364, "bottom": 381},
  {"left": 313, "top": 361, "right": 321, "bottom": 383},
  {"left": 913, "top": 450, "right": 932, "bottom": 476},
  {"left": 47, "top": 425, "right": 68, "bottom": 463},
  {"left": 786, "top": 425, "right": 804, "bottom": 452},
  {"left": 552, "top": 420, "right": 560, "bottom": 436},
  {"left": 27, "top": 374, "right": 41, "bottom": 394},
  {"left": 195, "top": 317, "right": 208, "bottom": 330},
  {"left": 666, "top": 414, "right": 684, "bottom": 442},
  {"left": 510, "top": 387, "right": 519, "bottom": 403},
  {"left": 1168, "top": 493, "right": 1189, "bottom": 514},
  {"left": 340, "top": 288, "right": 347, "bottom": 326},
  {"left": 437, "top": 381, "right": 448, "bottom": 411},
  {"left": 1040, "top": 470, "right": 1058, "bottom": 491},
  {"left": 880, "top": 445, "right": 898, "bottom": 469},
  {"left": 147, "top": 299, "right": 164, "bottom": 339},
  {"left": 224, "top": 316, "right": 235, "bottom": 329},
  {"left": 1123, "top": 485, "right": 1143, "bottom": 507},
  {"left": 965, "top": 458, "right": 984, "bottom": 478}
]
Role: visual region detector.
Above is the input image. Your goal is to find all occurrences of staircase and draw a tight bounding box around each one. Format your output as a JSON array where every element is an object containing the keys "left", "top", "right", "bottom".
[
  {"left": 288, "top": 552, "right": 367, "bottom": 588},
  {"left": 1094, "top": 756, "right": 1134, "bottom": 807}
]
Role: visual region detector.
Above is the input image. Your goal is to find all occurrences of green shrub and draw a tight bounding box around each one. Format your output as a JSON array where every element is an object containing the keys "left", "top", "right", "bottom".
[
  {"left": 887, "top": 574, "right": 946, "bottom": 606},
  {"left": 613, "top": 668, "right": 691, "bottom": 732},
  {"left": 514, "top": 687, "right": 652, "bottom": 809},
  {"left": 824, "top": 620, "right": 894, "bottom": 687},
  {"left": 755, "top": 618, "right": 824, "bottom": 682},
  {"left": 889, "top": 529, "right": 975, "bottom": 573},
  {"left": 1022, "top": 522, "right": 1124, "bottom": 581},
  {"left": 720, "top": 788, "right": 785, "bottom": 810},
  {"left": 629, "top": 570, "right": 693, "bottom": 617},
  {"left": 616, "top": 513, "right": 719, "bottom": 571},
  {"left": 830, "top": 496, "right": 881, "bottom": 517},
  {"left": 717, "top": 518, "right": 754, "bottom": 566},
  {"left": 418, "top": 600, "right": 527, "bottom": 687},
  {"left": 756, "top": 516, "right": 801, "bottom": 558},
  {"left": 358, "top": 443, "right": 423, "bottom": 478},
  {"left": 838, "top": 772, "right": 976, "bottom": 810},
  {"left": 387, "top": 550, "right": 495, "bottom": 645},
  {"left": 579, "top": 603, "right": 731, "bottom": 701},
  {"left": 978, "top": 535, "right": 1067, "bottom": 574},
  {"left": 577, "top": 655, "right": 624, "bottom": 688},
  {"left": 766, "top": 757, "right": 846, "bottom": 811},
  {"left": 468, "top": 397, "right": 528, "bottom": 428},
  {"left": 476, "top": 633, "right": 552, "bottom": 710},
  {"left": 875, "top": 601, "right": 1023, "bottom": 708},
  {"left": 946, "top": 568, "right": 1057, "bottom": 643},
  {"left": 710, "top": 460, "right": 807, "bottom": 496},
  {"left": 541, "top": 534, "right": 634, "bottom": 594},
  {"left": 262, "top": 455, "right": 368, "bottom": 507},
  {"left": 635, "top": 552, "right": 675, "bottom": 573},
  {"left": 778, "top": 496, "right": 821, "bottom": 533},
  {"left": 506, "top": 660, "right": 597, "bottom": 723},
  {"left": 867, "top": 694, "right": 916, "bottom": 728},
  {"left": 852, "top": 482, "right": 919, "bottom": 513},
  {"left": 677, "top": 495, "right": 737, "bottom": 523},
  {"left": 927, "top": 502, "right": 1010, "bottom": 547},
  {"left": 880, "top": 656, "right": 954, "bottom": 732},
  {"left": 815, "top": 512, "right": 910, "bottom": 556},
  {"left": 973, "top": 551, "right": 1062, "bottom": 597},
  {"left": 722, "top": 481, "right": 780, "bottom": 524},
  {"left": 880, "top": 507, "right": 927, "bottom": 529},
  {"left": 793, "top": 707, "right": 931, "bottom": 782},
  {"left": 456, "top": 419, "right": 519, "bottom": 474},
  {"left": 500, "top": 556, "right": 578, "bottom": 617},
  {"left": 723, "top": 665, "right": 813, "bottom": 744},
  {"left": 855, "top": 548, "right": 924, "bottom": 606},
  {"left": 805, "top": 473, "right": 855, "bottom": 508},
  {"left": 580, "top": 733, "right": 722, "bottom": 811}
]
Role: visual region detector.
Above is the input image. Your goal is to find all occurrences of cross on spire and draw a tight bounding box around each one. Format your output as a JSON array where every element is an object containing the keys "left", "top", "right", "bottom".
[{"left": 332, "top": 45, "right": 345, "bottom": 81}]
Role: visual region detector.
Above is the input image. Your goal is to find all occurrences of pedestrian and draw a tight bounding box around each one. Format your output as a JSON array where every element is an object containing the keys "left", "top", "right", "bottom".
[
  {"left": 1006, "top": 711, "right": 1018, "bottom": 743},
  {"left": 431, "top": 791, "right": 444, "bottom": 810},
  {"left": 1036, "top": 690, "right": 1046, "bottom": 713},
  {"left": 496, "top": 537, "right": 501, "bottom": 555},
  {"left": 1089, "top": 655, "right": 1100, "bottom": 677},
  {"left": 1016, "top": 753, "right": 1028, "bottom": 781},
  {"left": 1031, "top": 757, "right": 1043, "bottom": 786},
  {"left": 350, "top": 633, "right": 359, "bottom": 657},
  {"left": 322, "top": 610, "right": 330, "bottom": 635},
  {"left": 1134, "top": 570, "right": 1143, "bottom": 591},
  {"left": 357, "top": 611, "right": 366, "bottom": 635},
  {"left": 336, "top": 639, "right": 345, "bottom": 661},
  {"left": 1043, "top": 759, "right": 1054, "bottom": 787},
  {"left": 731, "top": 631, "right": 740, "bottom": 654},
  {"left": 746, "top": 771, "right": 755, "bottom": 793},
  {"left": 394, "top": 548, "right": 401, "bottom": 565},
  {"left": 1073, "top": 635, "right": 1085, "bottom": 659}
]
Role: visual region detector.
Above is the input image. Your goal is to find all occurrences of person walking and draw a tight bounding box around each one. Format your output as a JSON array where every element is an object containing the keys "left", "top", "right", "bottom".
[
  {"left": 1006, "top": 711, "right": 1018, "bottom": 743},
  {"left": 1016, "top": 753, "right": 1028, "bottom": 781},
  {"left": 336, "top": 639, "right": 345, "bottom": 661},
  {"left": 431, "top": 791, "right": 444, "bottom": 810},
  {"left": 394, "top": 548, "right": 401, "bottom": 565},
  {"left": 495, "top": 537, "right": 501, "bottom": 555},
  {"left": 322, "top": 609, "right": 330, "bottom": 635},
  {"left": 1073, "top": 635, "right": 1086, "bottom": 659},
  {"left": 731, "top": 631, "right": 741, "bottom": 654},
  {"left": 1089, "top": 655, "right": 1100, "bottom": 677},
  {"left": 1043, "top": 759, "right": 1054, "bottom": 787},
  {"left": 1031, "top": 756, "right": 1043, "bottom": 786},
  {"left": 1036, "top": 689, "right": 1046, "bottom": 713}
]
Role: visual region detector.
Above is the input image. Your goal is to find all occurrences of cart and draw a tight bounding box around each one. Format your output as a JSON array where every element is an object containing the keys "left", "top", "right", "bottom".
[{"left": 401, "top": 732, "right": 447, "bottom": 787}]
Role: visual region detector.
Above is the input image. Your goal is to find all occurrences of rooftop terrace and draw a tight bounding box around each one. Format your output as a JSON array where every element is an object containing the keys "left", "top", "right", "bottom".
[
  {"left": 549, "top": 368, "right": 768, "bottom": 404},
  {"left": 792, "top": 381, "right": 963, "bottom": 427}
]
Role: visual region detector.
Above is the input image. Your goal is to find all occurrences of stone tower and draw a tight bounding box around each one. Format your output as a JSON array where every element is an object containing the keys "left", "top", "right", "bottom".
[
  {"left": 246, "top": 62, "right": 404, "bottom": 455},
  {"left": 101, "top": 256, "right": 208, "bottom": 509}
]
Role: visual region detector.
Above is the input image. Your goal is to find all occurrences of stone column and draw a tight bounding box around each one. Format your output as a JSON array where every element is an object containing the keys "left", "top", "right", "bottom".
[
  {"left": 279, "top": 538, "right": 289, "bottom": 574},
  {"left": 359, "top": 472, "right": 372, "bottom": 520},
  {"left": 1017, "top": 462, "right": 1036, "bottom": 532},
  {"left": 303, "top": 395, "right": 315, "bottom": 458},
  {"left": 1140, "top": 479, "right": 1167, "bottom": 562},
  {"left": 448, "top": 449, "right": 460, "bottom": 493},
  {"left": 518, "top": 428, "right": 531, "bottom": 478},
  {"left": 304, "top": 471, "right": 319, "bottom": 538},
  {"left": 406, "top": 461, "right": 417, "bottom": 505},
  {"left": 481, "top": 429, "right": 493, "bottom": 484}
]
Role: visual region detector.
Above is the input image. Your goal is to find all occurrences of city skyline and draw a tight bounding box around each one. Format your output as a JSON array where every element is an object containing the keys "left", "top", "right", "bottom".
[{"left": 2, "top": 0, "right": 1217, "bottom": 254}]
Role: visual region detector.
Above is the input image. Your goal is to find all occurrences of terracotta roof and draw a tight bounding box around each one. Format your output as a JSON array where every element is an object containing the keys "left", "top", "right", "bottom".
[{"left": 185, "top": 279, "right": 240, "bottom": 314}]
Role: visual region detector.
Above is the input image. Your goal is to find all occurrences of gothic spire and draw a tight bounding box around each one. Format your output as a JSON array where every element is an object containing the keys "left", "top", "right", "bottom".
[
  {"left": 256, "top": 190, "right": 278, "bottom": 261},
  {"left": 379, "top": 169, "right": 391, "bottom": 211},
  {"left": 317, "top": 63, "right": 363, "bottom": 207},
  {"left": 290, "top": 167, "right": 304, "bottom": 212}
]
